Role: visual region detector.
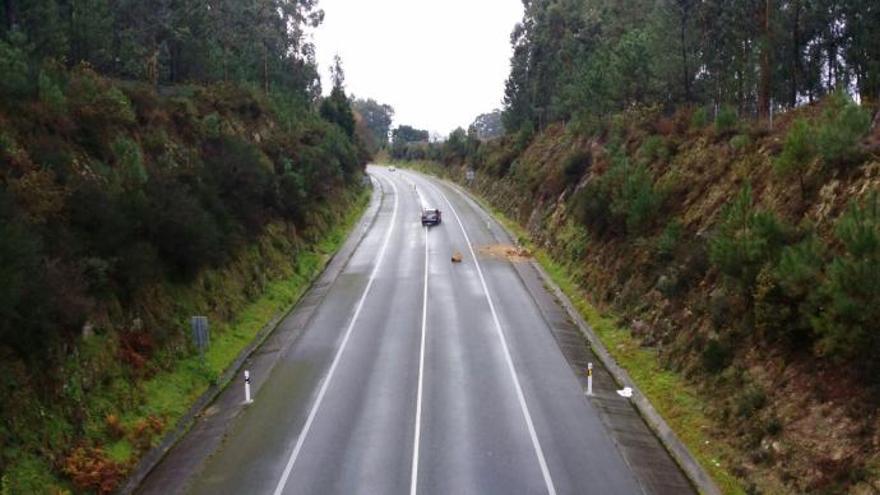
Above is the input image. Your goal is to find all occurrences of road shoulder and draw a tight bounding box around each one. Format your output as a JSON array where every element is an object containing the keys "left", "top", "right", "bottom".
[
  {"left": 123, "top": 176, "right": 386, "bottom": 495},
  {"left": 420, "top": 172, "right": 720, "bottom": 495}
]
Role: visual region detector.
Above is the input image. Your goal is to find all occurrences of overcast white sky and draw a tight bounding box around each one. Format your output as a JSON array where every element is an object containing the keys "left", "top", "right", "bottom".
[{"left": 312, "top": 0, "right": 524, "bottom": 137}]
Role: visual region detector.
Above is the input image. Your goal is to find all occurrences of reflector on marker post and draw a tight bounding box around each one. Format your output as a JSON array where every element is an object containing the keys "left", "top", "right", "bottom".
[
  {"left": 587, "top": 363, "right": 593, "bottom": 396},
  {"left": 244, "top": 370, "right": 253, "bottom": 404}
]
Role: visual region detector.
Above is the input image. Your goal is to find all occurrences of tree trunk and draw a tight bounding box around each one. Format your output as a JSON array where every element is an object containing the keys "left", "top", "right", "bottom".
[
  {"left": 263, "top": 45, "right": 269, "bottom": 93},
  {"left": 145, "top": 48, "right": 159, "bottom": 87},
  {"left": 223, "top": 47, "right": 228, "bottom": 82},
  {"left": 2, "top": 0, "right": 15, "bottom": 31},
  {"left": 169, "top": 42, "right": 179, "bottom": 83},
  {"left": 680, "top": 7, "right": 691, "bottom": 102},
  {"left": 758, "top": 0, "right": 772, "bottom": 119},
  {"left": 827, "top": 33, "right": 836, "bottom": 90},
  {"left": 789, "top": 0, "right": 801, "bottom": 107}
]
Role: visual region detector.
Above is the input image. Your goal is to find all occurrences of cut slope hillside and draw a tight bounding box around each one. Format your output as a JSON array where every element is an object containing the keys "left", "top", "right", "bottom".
[{"left": 403, "top": 97, "right": 880, "bottom": 493}]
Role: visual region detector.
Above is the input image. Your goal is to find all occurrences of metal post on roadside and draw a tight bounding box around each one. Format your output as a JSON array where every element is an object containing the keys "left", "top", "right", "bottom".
[
  {"left": 244, "top": 370, "right": 253, "bottom": 404},
  {"left": 769, "top": 98, "right": 774, "bottom": 129},
  {"left": 191, "top": 316, "right": 210, "bottom": 362},
  {"left": 587, "top": 363, "right": 593, "bottom": 396}
]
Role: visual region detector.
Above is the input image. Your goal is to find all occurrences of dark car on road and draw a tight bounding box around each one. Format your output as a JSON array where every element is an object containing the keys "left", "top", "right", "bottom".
[{"left": 421, "top": 208, "right": 441, "bottom": 226}]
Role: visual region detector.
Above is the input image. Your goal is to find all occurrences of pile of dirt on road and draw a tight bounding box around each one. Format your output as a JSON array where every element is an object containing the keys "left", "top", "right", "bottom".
[{"left": 477, "top": 244, "right": 532, "bottom": 263}]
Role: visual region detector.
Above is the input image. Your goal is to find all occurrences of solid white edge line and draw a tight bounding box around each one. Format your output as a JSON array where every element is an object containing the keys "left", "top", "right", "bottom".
[
  {"left": 413, "top": 184, "right": 427, "bottom": 210},
  {"left": 414, "top": 173, "right": 558, "bottom": 495},
  {"left": 409, "top": 224, "right": 429, "bottom": 495},
  {"left": 271, "top": 171, "right": 399, "bottom": 495}
]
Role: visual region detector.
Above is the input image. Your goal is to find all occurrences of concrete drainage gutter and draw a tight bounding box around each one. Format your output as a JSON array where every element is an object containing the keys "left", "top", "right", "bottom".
[
  {"left": 116, "top": 176, "right": 385, "bottom": 494},
  {"left": 435, "top": 174, "right": 723, "bottom": 495},
  {"left": 531, "top": 266, "right": 722, "bottom": 495}
]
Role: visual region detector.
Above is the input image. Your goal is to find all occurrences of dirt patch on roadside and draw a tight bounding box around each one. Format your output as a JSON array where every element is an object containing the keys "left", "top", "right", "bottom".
[{"left": 477, "top": 244, "right": 532, "bottom": 263}]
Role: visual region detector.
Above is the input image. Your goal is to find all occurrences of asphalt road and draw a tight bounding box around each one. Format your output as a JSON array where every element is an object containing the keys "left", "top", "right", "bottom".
[{"left": 175, "top": 166, "right": 677, "bottom": 494}]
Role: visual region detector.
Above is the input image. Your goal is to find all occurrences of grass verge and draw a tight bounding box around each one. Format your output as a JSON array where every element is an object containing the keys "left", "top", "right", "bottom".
[
  {"left": 112, "top": 190, "right": 370, "bottom": 463},
  {"left": 533, "top": 254, "right": 746, "bottom": 494}
]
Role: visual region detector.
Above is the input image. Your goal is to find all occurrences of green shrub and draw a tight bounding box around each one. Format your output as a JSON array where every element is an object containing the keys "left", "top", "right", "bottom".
[
  {"left": 279, "top": 168, "right": 308, "bottom": 223},
  {"left": 201, "top": 83, "right": 265, "bottom": 119},
  {"left": 655, "top": 219, "right": 682, "bottom": 260},
  {"left": 556, "top": 220, "right": 589, "bottom": 260},
  {"left": 690, "top": 107, "right": 709, "bottom": 129},
  {"left": 205, "top": 137, "right": 275, "bottom": 234},
  {"left": 708, "top": 288, "right": 734, "bottom": 329},
  {"left": 319, "top": 87, "right": 355, "bottom": 137},
  {"left": 111, "top": 136, "right": 147, "bottom": 185},
  {"left": 638, "top": 135, "right": 669, "bottom": 164},
  {"left": 315, "top": 122, "right": 361, "bottom": 181},
  {"left": 168, "top": 95, "right": 199, "bottom": 129},
  {"left": 754, "top": 235, "right": 824, "bottom": 346},
  {"left": 815, "top": 91, "right": 870, "bottom": 166},
  {"left": 122, "top": 83, "right": 163, "bottom": 123},
  {"left": 563, "top": 149, "right": 591, "bottom": 180},
  {"left": 68, "top": 184, "right": 134, "bottom": 257},
  {"left": 145, "top": 177, "right": 225, "bottom": 278},
  {"left": 774, "top": 118, "right": 815, "bottom": 190},
  {"left": 715, "top": 105, "right": 738, "bottom": 134},
  {"left": 68, "top": 67, "right": 136, "bottom": 129},
  {"left": 573, "top": 152, "right": 664, "bottom": 237},
  {"left": 200, "top": 112, "right": 223, "bottom": 139},
  {"left": 0, "top": 189, "right": 48, "bottom": 356},
  {"left": 754, "top": 267, "right": 796, "bottom": 345},
  {"left": 115, "top": 241, "right": 161, "bottom": 296},
  {"left": 0, "top": 133, "right": 15, "bottom": 155},
  {"left": 38, "top": 70, "right": 67, "bottom": 114},
  {"left": 26, "top": 135, "right": 74, "bottom": 175},
  {"left": 765, "top": 416, "right": 783, "bottom": 436},
  {"left": 572, "top": 175, "right": 614, "bottom": 235},
  {"left": 615, "top": 163, "right": 664, "bottom": 234},
  {"left": 82, "top": 257, "right": 114, "bottom": 296},
  {"left": 515, "top": 121, "right": 535, "bottom": 152},
  {"left": 813, "top": 193, "right": 880, "bottom": 373},
  {"left": 655, "top": 270, "right": 681, "bottom": 297},
  {"left": 709, "top": 185, "right": 789, "bottom": 290},
  {"left": 1, "top": 453, "right": 60, "bottom": 494},
  {"left": 0, "top": 34, "right": 31, "bottom": 98},
  {"left": 735, "top": 385, "right": 767, "bottom": 418},
  {"left": 104, "top": 87, "right": 137, "bottom": 125},
  {"left": 729, "top": 134, "right": 750, "bottom": 151},
  {"left": 486, "top": 147, "right": 517, "bottom": 177},
  {"left": 774, "top": 234, "right": 825, "bottom": 299},
  {"left": 269, "top": 92, "right": 309, "bottom": 134},
  {"left": 702, "top": 338, "right": 731, "bottom": 373}
]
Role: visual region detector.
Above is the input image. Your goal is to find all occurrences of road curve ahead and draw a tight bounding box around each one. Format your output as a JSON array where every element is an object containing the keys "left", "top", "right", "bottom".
[{"left": 169, "top": 165, "right": 686, "bottom": 495}]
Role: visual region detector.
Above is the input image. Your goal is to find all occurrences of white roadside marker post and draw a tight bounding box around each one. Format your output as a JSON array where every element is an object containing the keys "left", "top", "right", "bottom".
[
  {"left": 244, "top": 370, "right": 253, "bottom": 404},
  {"left": 587, "top": 363, "right": 593, "bottom": 396}
]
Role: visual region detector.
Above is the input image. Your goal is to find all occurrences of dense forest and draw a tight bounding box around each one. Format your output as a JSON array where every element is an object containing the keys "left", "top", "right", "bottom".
[
  {"left": 396, "top": 0, "right": 880, "bottom": 162},
  {"left": 502, "top": 0, "right": 879, "bottom": 132},
  {"left": 396, "top": 0, "right": 880, "bottom": 492},
  {"left": 0, "top": 0, "right": 325, "bottom": 92},
  {"left": 0, "top": 0, "right": 370, "bottom": 491},
  {"left": 0, "top": 0, "right": 369, "bottom": 362},
  {"left": 494, "top": 0, "right": 879, "bottom": 383},
  {"left": 352, "top": 97, "right": 395, "bottom": 155}
]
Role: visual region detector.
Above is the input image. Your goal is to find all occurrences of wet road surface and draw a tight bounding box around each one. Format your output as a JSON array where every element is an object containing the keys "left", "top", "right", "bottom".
[{"left": 140, "top": 166, "right": 694, "bottom": 495}]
